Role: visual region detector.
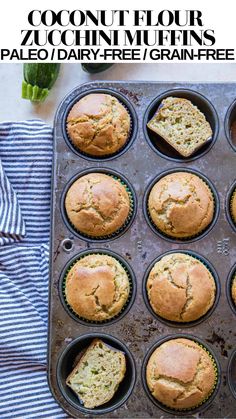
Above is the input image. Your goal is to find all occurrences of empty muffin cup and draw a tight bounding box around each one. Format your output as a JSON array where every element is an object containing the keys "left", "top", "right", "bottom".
[
  {"left": 226, "top": 263, "right": 236, "bottom": 316},
  {"left": 61, "top": 168, "right": 137, "bottom": 242},
  {"left": 141, "top": 334, "right": 220, "bottom": 415},
  {"left": 227, "top": 349, "right": 236, "bottom": 400},
  {"left": 225, "top": 180, "right": 236, "bottom": 232},
  {"left": 143, "top": 88, "right": 219, "bottom": 162},
  {"left": 143, "top": 167, "right": 220, "bottom": 243},
  {"left": 225, "top": 98, "right": 236, "bottom": 152},
  {"left": 57, "top": 333, "right": 136, "bottom": 415},
  {"left": 59, "top": 249, "right": 136, "bottom": 326},
  {"left": 63, "top": 88, "right": 138, "bottom": 161},
  {"left": 142, "top": 250, "right": 220, "bottom": 328}
]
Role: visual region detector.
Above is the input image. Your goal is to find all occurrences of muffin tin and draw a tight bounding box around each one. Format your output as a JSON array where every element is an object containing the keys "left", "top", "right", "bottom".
[{"left": 48, "top": 82, "right": 236, "bottom": 418}]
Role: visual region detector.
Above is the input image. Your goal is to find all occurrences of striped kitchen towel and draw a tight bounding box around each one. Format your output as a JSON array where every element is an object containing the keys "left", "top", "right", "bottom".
[{"left": 0, "top": 121, "right": 67, "bottom": 418}]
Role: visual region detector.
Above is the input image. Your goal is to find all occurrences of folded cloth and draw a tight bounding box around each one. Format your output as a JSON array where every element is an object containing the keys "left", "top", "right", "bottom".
[{"left": 0, "top": 121, "right": 67, "bottom": 418}]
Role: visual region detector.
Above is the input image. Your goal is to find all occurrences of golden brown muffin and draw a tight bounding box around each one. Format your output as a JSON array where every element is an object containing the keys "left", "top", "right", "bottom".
[
  {"left": 146, "top": 338, "right": 216, "bottom": 410},
  {"left": 146, "top": 253, "right": 216, "bottom": 322},
  {"left": 65, "top": 254, "right": 130, "bottom": 321},
  {"left": 231, "top": 276, "right": 236, "bottom": 306},
  {"left": 65, "top": 173, "right": 131, "bottom": 237},
  {"left": 148, "top": 172, "right": 214, "bottom": 238},
  {"left": 66, "top": 93, "right": 131, "bottom": 156},
  {"left": 231, "top": 191, "right": 236, "bottom": 223}
]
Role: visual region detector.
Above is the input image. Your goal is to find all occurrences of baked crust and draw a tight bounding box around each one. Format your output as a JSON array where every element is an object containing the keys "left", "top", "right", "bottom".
[
  {"left": 146, "top": 253, "right": 216, "bottom": 322},
  {"left": 65, "top": 173, "right": 130, "bottom": 237},
  {"left": 231, "top": 192, "right": 236, "bottom": 223},
  {"left": 146, "top": 338, "right": 216, "bottom": 410},
  {"left": 67, "top": 93, "right": 130, "bottom": 156},
  {"left": 231, "top": 276, "right": 236, "bottom": 305},
  {"left": 148, "top": 172, "right": 214, "bottom": 238},
  {"left": 65, "top": 254, "right": 130, "bottom": 321}
]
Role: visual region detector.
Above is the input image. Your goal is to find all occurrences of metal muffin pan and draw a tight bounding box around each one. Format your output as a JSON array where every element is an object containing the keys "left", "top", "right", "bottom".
[{"left": 48, "top": 82, "right": 236, "bottom": 418}]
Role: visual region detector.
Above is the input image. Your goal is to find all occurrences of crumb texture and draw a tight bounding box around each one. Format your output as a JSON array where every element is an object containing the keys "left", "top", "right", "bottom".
[
  {"left": 148, "top": 172, "right": 214, "bottom": 238},
  {"left": 147, "top": 96, "right": 212, "bottom": 157},
  {"left": 66, "top": 339, "right": 126, "bottom": 408},
  {"left": 146, "top": 253, "right": 216, "bottom": 322},
  {"left": 67, "top": 93, "right": 131, "bottom": 156},
  {"left": 65, "top": 173, "right": 130, "bottom": 237},
  {"left": 65, "top": 254, "right": 130, "bottom": 321},
  {"left": 146, "top": 338, "right": 216, "bottom": 410},
  {"left": 231, "top": 276, "right": 236, "bottom": 305}
]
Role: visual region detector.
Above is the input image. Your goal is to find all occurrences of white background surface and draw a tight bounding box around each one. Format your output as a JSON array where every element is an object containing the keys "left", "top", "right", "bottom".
[{"left": 0, "top": 63, "right": 236, "bottom": 125}]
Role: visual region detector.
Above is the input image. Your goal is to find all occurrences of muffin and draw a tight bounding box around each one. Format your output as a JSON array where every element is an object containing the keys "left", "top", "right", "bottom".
[
  {"left": 146, "top": 338, "right": 216, "bottom": 410},
  {"left": 65, "top": 254, "right": 130, "bottom": 321},
  {"left": 66, "top": 93, "right": 131, "bottom": 157},
  {"left": 65, "top": 173, "right": 131, "bottom": 238},
  {"left": 148, "top": 172, "right": 214, "bottom": 238},
  {"left": 66, "top": 339, "right": 126, "bottom": 408},
  {"left": 230, "top": 191, "right": 236, "bottom": 223},
  {"left": 231, "top": 275, "right": 236, "bottom": 305},
  {"left": 146, "top": 253, "right": 216, "bottom": 322},
  {"left": 147, "top": 97, "right": 212, "bottom": 157}
]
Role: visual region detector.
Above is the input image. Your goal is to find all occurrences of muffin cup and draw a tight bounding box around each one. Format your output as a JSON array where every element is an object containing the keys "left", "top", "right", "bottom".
[
  {"left": 143, "top": 167, "right": 220, "bottom": 244},
  {"left": 141, "top": 334, "right": 221, "bottom": 416},
  {"left": 226, "top": 263, "right": 236, "bottom": 316},
  {"left": 142, "top": 250, "right": 220, "bottom": 328},
  {"left": 57, "top": 333, "right": 136, "bottom": 415},
  {"left": 227, "top": 349, "right": 236, "bottom": 400},
  {"left": 225, "top": 180, "right": 236, "bottom": 233},
  {"left": 60, "top": 167, "right": 137, "bottom": 243},
  {"left": 63, "top": 88, "right": 138, "bottom": 161},
  {"left": 224, "top": 98, "right": 236, "bottom": 152},
  {"left": 143, "top": 88, "right": 219, "bottom": 163},
  {"left": 59, "top": 249, "right": 137, "bottom": 326}
]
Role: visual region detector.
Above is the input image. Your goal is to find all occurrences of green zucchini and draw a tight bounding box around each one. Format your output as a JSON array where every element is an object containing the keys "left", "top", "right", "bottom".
[
  {"left": 81, "top": 63, "right": 113, "bottom": 74},
  {"left": 22, "top": 63, "right": 60, "bottom": 102}
]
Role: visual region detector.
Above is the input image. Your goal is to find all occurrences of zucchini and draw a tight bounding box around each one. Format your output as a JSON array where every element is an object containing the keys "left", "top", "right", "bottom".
[
  {"left": 81, "top": 63, "right": 113, "bottom": 74},
  {"left": 22, "top": 63, "right": 60, "bottom": 102}
]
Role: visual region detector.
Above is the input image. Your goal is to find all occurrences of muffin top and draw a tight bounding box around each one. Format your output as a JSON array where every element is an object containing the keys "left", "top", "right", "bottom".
[
  {"left": 66, "top": 93, "right": 131, "bottom": 156},
  {"left": 65, "top": 254, "right": 130, "bottom": 321},
  {"left": 231, "top": 276, "right": 236, "bottom": 306},
  {"left": 146, "top": 338, "right": 216, "bottom": 410},
  {"left": 148, "top": 172, "right": 214, "bottom": 238},
  {"left": 231, "top": 191, "right": 236, "bottom": 223},
  {"left": 65, "top": 173, "right": 131, "bottom": 237},
  {"left": 146, "top": 253, "right": 216, "bottom": 322}
]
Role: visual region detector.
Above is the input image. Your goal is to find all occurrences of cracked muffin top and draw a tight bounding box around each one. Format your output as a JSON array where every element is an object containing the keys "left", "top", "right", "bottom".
[
  {"left": 146, "top": 253, "right": 216, "bottom": 322},
  {"left": 231, "top": 276, "right": 236, "bottom": 306},
  {"left": 65, "top": 254, "right": 130, "bottom": 321},
  {"left": 148, "top": 172, "right": 214, "bottom": 238},
  {"left": 231, "top": 191, "right": 236, "bottom": 223},
  {"left": 66, "top": 93, "right": 131, "bottom": 156},
  {"left": 146, "top": 338, "right": 216, "bottom": 410},
  {"left": 65, "top": 173, "right": 131, "bottom": 237}
]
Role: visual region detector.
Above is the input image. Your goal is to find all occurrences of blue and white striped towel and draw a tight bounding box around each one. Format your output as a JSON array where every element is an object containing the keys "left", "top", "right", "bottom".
[{"left": 0, "top": 121, "right": 67, "bottom": 418}]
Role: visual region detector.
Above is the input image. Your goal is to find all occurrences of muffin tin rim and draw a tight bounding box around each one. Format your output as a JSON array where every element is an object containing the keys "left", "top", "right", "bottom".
[
  {"left": 60, "top": 167, "right": 137, "bottom": 243},
  {"left": 225, "top": 179, "right": 236, "bottom": 233},
  {"left": 58, "top": 248, "right": 137, "bottom": 326},
  {"left": 143, "top": 87, "right": 219, "bottom": 163},
  {"left": 141, "top": 333, "right": 221, "bottom": 416},
  {"left": 56, "top": 332, "right": 137, "bottom": 415},
  {"left": 142, "top": 249, "right": 221, "bottom": 328},
  {"left": 224, "top": 97, "right": 236, "bottom": 153},
  {"left": 142, "top": 166, "right": 220, "bottom": 244},
  {"left": 225, "top": 262, "right": 236, "bottom": 316},
  {"left": 227, "top": 349, "right": 236, "bottom": 400},
  {"left": 61, "top": 87, "right": 138, "bottom": 162}
]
